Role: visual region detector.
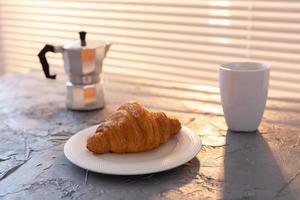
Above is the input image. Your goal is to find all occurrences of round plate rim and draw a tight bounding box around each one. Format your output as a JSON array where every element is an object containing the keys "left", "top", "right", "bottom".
[{"left": 64, "top": 125, "right": 202, "bottom": 175}]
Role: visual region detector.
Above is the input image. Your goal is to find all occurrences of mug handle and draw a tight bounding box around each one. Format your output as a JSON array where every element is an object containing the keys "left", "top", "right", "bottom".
[{"left": 38, "top": 44, "right": 62, "bottom": 79}]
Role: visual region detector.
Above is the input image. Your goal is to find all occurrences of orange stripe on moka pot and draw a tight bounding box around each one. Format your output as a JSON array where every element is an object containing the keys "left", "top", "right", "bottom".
[{"left": 84, "top": 87, "right": 97, "bottom": 104}]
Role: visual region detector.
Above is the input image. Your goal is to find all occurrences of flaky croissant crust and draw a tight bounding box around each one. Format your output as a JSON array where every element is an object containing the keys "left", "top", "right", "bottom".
[{"left": 86, "top": 102, "right": 181, "bottom": 154}]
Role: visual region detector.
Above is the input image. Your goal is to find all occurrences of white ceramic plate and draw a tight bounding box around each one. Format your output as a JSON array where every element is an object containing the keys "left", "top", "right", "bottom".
[{"left": 64, "top": 125, "right": 202, "bottom": 175}]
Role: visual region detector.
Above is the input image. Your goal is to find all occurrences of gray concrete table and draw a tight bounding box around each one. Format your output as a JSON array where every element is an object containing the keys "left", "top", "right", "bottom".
[{"left": 0, "top": 72, "right": 300, "bottom": 200}]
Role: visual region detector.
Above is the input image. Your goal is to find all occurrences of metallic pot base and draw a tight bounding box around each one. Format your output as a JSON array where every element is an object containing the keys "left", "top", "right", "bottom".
[{"left": 66, "top": 81, "right": 105, "bottom": 111}]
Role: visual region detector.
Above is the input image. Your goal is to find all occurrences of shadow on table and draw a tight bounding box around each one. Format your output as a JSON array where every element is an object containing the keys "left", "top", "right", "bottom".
[
  {"left": 222, "top": 130, "right": 295, "bottom": 199},
  {"left": 73, "top": 157, "right": 200, "bottom": 198}
]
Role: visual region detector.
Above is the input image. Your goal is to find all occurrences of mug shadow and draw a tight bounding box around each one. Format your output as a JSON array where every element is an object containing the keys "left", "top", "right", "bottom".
[{"left": 223, "top": 130, "right": 295, "bottom": 199}]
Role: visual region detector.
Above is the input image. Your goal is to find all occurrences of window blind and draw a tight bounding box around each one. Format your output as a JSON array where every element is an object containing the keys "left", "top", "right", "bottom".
[{"left": 0, "top": 0, "right": 299, "bottom": 99}]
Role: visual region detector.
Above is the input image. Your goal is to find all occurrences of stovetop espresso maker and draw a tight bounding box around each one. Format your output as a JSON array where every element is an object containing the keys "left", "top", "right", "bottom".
[{"left": 38, "top": 31, "right": 111, "bottom": 110}]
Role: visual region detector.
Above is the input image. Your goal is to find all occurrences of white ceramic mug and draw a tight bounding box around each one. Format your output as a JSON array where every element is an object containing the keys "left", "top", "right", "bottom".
[{"left": 219, "top": 62, "right": 270, "bottom": 132}]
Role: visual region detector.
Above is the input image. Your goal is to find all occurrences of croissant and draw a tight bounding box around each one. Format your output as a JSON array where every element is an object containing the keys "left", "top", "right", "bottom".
[{"left": 86, "top": 102, "right": 181, "bottom": 154}]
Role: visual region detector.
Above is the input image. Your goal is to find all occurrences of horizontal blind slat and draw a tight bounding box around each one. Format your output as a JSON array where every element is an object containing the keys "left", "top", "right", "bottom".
[{"left": 1, "top": 0, "right": 300, "bottom": 100}]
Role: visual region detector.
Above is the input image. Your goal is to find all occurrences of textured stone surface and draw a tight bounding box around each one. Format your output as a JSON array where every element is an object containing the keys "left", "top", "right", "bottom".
[{"left": 0, "top": 73, "right": 300, "bottom": 199}]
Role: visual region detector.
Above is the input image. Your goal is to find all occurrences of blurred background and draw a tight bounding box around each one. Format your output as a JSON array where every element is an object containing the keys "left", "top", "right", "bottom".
[{"left": 0, "top": 0, "right": 299, "bottom": 100}]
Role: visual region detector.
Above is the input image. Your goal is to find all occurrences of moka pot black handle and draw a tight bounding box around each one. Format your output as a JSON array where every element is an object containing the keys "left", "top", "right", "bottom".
[{"left": 38, "top": 44, "right": 57, "bottom": 79}]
